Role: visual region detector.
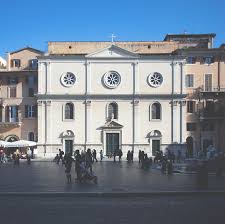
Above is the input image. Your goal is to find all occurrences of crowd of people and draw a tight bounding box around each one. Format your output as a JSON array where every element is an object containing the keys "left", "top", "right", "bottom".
[
  {"left": 54, "top": 148, "right": 98, "bottom": 184},
  {"left": 0, "top": 148, "right": 33, "bottom": 166}
]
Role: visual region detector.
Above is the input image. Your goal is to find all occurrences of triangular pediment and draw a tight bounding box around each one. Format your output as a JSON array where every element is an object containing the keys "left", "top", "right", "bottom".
[
  {"left": 85, "top": 45, "right": 140, "bottom": 59},
  {"left": 100, "top": 120, "right": 124, "bottom": 129}
]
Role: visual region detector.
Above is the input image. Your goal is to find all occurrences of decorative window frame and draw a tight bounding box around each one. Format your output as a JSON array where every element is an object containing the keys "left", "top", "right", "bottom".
[
  {"left": 62, "top": 102, "right": 75, "bottom": 121},
  {"left": 149, "top": 102, "right": 162, "bottom": 121},
  {"left": 106, "top": 102, "right": 118, "bottom": 120},
  {"left": 147, "top": 72, "right": 163, "bottom": 88},
  {"left": 60, "top": 72, "right": 77, "bottom": 87},
  {"left": 103, "top": 71, "right": 121, "bottom": 89},
  {"left": 185, "top": 74, "right": 194, "bottom": 88}
]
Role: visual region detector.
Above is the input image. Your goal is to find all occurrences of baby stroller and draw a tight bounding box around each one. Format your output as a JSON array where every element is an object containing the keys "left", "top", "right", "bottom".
[{"left": 79, "top": 162, "right": 98, "bottom": 184}]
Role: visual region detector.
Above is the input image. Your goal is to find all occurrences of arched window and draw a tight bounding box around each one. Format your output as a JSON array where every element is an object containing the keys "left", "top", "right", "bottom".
[
  {"left": 28, "top": 132, "right": 35, "bottom": 141},
  {"left": 151, "top": 103, "right": 161, "bottom": 120},
  {"left": 108, "top": 103, "right": 118, "bottom": 119},
  {"left": 65, "top": 103, "right": 74, "bottom": 119}
]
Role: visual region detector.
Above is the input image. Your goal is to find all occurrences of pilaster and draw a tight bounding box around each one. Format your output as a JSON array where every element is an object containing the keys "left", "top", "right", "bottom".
[
  {"left": 133, "top": 99, "right": 140, "bottom": 143},
  {"left": 85, "top": 100, "right": 92, "bottom": 144}
]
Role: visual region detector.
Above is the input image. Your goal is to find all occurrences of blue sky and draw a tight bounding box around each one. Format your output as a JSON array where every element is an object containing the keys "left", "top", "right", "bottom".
[{"left": 0, "top": 0, "right": 225, "bottom": 57}]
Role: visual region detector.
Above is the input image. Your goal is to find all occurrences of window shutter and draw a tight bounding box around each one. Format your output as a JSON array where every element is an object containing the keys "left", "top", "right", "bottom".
[
  {"left": 5, "top": 106, "right": 9, "bottom": 122},
  {"left": 16, "top": 106, "right": 19, "bottom": 121},
  {"left": 25, "top": 105, "right": 28, "bottom": 118},
  {"left": 185, "top": 75, "right": 188, "bottom": 87}
]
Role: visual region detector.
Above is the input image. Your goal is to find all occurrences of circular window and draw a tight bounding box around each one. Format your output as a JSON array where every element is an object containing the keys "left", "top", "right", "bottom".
[
  {"left": 103, "top": 71, "right": 121, "bottom": 89},
  {"left": 61, "top": 72, "right": 76, "bottom": 87},
  {"left": 148, "top": 72, "right": 163, "bottom": 88}
]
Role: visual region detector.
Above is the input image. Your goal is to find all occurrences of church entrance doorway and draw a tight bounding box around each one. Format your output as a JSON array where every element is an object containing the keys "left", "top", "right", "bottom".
[
  {"left": 106, "top": 133, "right": 119, "bottom": 156},
  {"left": 65, "top": 140, "right": 73, "bottom": 156}
]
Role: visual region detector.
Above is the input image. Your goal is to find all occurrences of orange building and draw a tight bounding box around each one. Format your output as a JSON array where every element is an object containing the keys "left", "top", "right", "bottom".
[{"left": 0, "top": 47, "right": 43, "bottom": 142}]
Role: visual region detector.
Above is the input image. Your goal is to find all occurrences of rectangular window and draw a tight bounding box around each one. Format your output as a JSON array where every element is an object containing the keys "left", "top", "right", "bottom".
[
  {"left": 185, "top": 74, "right": 194, "bottom": 88},
  {"left": 9, "top": 86, "right": 17, "bottom": 98},
  {"left": 25, "top": 105, "right": 37, "bottom": 118},
  {"left": 203, "top": 57, "right": 213, "bottom": 64},
  {"left": 204, "top": 74, "right": 212, "bottom": 91},
  {"left": 29, "top": 59, "right": 38, "bottom": 69},
  {"left": 187, "top": 123, "right": 196, "bottom": 131},
  {"left": 187, "top": 101, "right": 196, "bottom": 113},
  {"left": 186, "top": 57, "right": 196, "bottom": 64},
  {"left": 28, "top": 88, "right": 34, "bottom": 97},
  {"left": 11, "top": 59, "right": 21, "bottom": 68},
  {"left": 9, "top": 106, "right": 18, "bottom": 122}
]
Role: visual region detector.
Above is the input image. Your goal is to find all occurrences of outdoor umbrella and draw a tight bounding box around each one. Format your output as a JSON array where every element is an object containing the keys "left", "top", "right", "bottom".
[{"left": 7, "top": 140, "right": 37, "bottom": 148}]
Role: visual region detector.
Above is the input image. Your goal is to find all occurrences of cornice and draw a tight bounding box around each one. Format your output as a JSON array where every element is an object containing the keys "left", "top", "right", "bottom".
[{"left": 37, "top": 94, "right": 187, "bottom": 100}]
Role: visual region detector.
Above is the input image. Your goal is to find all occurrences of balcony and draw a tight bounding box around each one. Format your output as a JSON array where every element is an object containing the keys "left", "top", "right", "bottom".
[{"left": 0, "top": 116, "right": 22, "bottom": 128}]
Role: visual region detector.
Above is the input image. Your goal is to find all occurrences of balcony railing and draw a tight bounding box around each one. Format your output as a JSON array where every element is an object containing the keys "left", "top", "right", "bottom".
[
  {"left": 0, "top": 116, "right": 22, "bottom": 127},
  {"left": 201, "top": 87, "right": 225, "bottom": 92}
]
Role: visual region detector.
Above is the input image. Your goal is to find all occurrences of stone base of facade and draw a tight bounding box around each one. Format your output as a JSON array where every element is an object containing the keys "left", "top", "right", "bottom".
[{"left": 37, "top": 143, "right": 186, "bottom": 158}]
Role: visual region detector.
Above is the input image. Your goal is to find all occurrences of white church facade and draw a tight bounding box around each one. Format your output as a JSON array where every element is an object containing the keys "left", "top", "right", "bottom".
[{"left": 37, "top": 44, "right": 187, "bottom": 158}]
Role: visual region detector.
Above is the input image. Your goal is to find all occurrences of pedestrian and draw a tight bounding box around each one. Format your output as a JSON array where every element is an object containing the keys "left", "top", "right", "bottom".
[
  {"left": 161, "top": 158, "right": 167, "bottom": 173},
  {"left": 127, "top": 150, "right": 131, "bottom": 163},
  {"left": 167, "top": 160, "right": 173, "bottom": 175},
  {"left": 92, "top": 149, "right": 98, "bottom": 162},
  {"left": 65, "top": 154, "right": 73, "bottom": 184},
  {"left": 85, "top": 148, "right": 93, "bottom": 173},
  {"left": 75, "top": 150, "right": 82, "bottom": 182},
  {"left": 59, "top": 149, "right": 64, "bottom": 164},
  {"left": 131, "top": 150, "right": 134, "bottom": 162},
  {"left": 118, "top": 149, "right": 123, "bottom": 162},
  {"left": 100, "top": 150, "right": 103, "bottom": 161},
  {"left": 113, "top": 150, "right": 117, "bottom": 162},
  {"left": 138, "top": 150, "right": 142, "bottom": 163},
  {"left": 0, "top": 149, "right": 3, "bottom": 163}
]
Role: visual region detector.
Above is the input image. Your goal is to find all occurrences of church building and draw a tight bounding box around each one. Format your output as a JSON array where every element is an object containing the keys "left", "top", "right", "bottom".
[{"left": 37, "top": 41, "right": 187, "bottom": 158}]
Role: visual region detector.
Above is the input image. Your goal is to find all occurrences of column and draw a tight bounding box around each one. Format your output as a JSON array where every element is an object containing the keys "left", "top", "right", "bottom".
[
  {"left": 179, "top": 62, "right": 185, "bottom": 95},
  {"left": 170, "top": 62, "right": 176, "bottom": 95},
  {"left": 45, "top": 101, "right": 52, "bottom": 144},
  {"left": 46, "top": 62, "right": 51, "bottom": 94},
  {"left": 180, "top": 100, "right": 186, "bottom": 143},
  {"left": 37, "top": 101, "right": 45, "bottom": 144},
  {"left": 38, "top": 62, "right": 44, "bottom": 94},
  {"left": 1, "top": 105, "right": 5, "bottom": 122},
  {"left": 133, "top": 99, "right": 140, "bottom": 143},
  {"left": 133, "top": 62, "right": 139, "bottom": 95},
  {"left": 171, "top": 101, "right": 178, "bottom": 143},
  {"left": 85, "top": 100, "right": 92, "bottom": 144},
  {"left": 85, "top": 61, "right": 91, "bottom": 95}
]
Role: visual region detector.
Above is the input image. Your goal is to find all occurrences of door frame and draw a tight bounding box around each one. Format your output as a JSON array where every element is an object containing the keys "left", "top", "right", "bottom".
[
  {"left": 103, "top": 129, "right": 122, "bottom": 156},
  {"left": 64, "top": 139, "right": 74, "bottom": 156}
]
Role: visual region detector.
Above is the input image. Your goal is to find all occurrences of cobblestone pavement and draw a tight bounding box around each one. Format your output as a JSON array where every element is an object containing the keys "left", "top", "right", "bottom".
[{"left": 0, "top": 161, "right": 225, "bottom": 192}]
